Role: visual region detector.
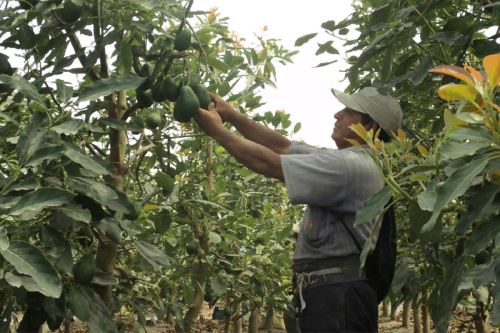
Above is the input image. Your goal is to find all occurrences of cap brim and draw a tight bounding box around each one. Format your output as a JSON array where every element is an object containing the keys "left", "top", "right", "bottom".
[{"left": 331, "top": 88, "right": 367, "bottom": 115}]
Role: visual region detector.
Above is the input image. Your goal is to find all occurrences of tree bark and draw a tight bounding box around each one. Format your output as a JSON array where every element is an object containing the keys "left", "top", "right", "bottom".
[
  {"left": 474, "top": 302, "right": 491, "bottom": 333},
  {"left": 248, "top": 307, "right": 260, "bottom": 333},
  {"left": 382, "top": 298, "right": 390, "bottom": 317},
  {"left": 402, "top": 299, "right": 411, "bottom": 328},
  {"left": 421, "top": 291, "right": 431, "bottom": 333},
  {"left": 264, "top": 306, "right": 274, "bottom": 331},
  {"left": 412, "top": 296, "right": 422, "bottom": 333},
  {"left": 232, "top": 303, "right": 242, "bottom": 333}
]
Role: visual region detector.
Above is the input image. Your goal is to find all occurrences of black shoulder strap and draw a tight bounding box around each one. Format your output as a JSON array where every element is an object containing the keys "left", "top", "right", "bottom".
[{"left": 337, "top": 214, "right": 363, "bottom": 252}]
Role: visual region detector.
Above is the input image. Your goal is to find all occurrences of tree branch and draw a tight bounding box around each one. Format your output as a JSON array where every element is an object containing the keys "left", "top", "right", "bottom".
[{"left": 66, "top": 31, "right": 100, "bottom": 81}]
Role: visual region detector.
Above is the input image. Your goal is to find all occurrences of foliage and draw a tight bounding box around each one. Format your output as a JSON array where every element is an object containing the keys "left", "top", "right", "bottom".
[
  {"left": 0, "top": 0, "right": 298, "bottom": 331},
  {"left": 299, "top": 1, "right": 499, "bottom": 331}
]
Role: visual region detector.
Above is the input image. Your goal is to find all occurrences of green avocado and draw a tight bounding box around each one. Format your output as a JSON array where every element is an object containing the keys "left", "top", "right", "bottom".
[
  {"left": 151, "top": 80, "right": 168, "bottom": 103},
  {"left": 174, "top": 29, "right": 191, "bottom": 52},
  {"left": 73, "top": 254, "right": 97, "bottom": 284},
  {"left": 136, "top": 89, "right": 154, "bottom": 108},
  {"left": 145, "top": 111, "right": 162, "bottom": 129},
  {"left": 19, "top": 0, "right": 38, "bottom": 9},
  {"left": 18, "top": 24, "right": 36, "bottom": 49},
  {"left": 155, "top": 171, "right": 175, "bottom": 196},
  {"left": 173, "top": 86, "right": 200, "bottom": 123},
  {"left": 190, "top": 83, "right": 211, "bottom": 109},
  {"left": 0, "top": 53, "right": 13, "bottom": 76},
  {"left": 56, "top": 0, "right": 83, "bottom": 24},
  {"left": 186, "top": 240, "right": 199, "bottom": 255},
  {"left": 163, "top": 77, "right": 180, "bottom": 102}
]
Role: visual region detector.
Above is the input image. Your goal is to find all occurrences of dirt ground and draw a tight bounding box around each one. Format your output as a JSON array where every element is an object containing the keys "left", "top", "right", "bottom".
[{"left": 32, "top": 303, "right": 500, "bottom": 333}]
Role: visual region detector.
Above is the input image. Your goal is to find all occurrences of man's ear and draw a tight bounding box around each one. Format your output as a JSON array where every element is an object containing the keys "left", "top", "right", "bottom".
[{"left": 363, "top": 121, "right": 379, "bottom": 132}]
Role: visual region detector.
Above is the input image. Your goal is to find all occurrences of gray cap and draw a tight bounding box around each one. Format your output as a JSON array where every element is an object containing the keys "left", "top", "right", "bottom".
[{"left": 331, "top": 87, "right": 403, "bottom": 135}]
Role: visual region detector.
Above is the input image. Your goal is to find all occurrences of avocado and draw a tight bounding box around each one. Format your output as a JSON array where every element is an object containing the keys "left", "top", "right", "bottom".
[
  {"left": 55, "top": 0, "right": 83, "bottom": 24},
  {"left": 186, "top": 240, "right": 199, "bottom": 255},
  {"left": 131, "top": 114, "right": 146, "bottom": 129},
  {"left": 151, "top": 80, "right": 168, "bottom": 103},
  {"left": 154, "top": 210, "right": 173, "bottom": 234},
  {"left": 0, "top": 54, "right": 13, "bottom": 76},
  {"left": 136, "top": 89, "right": 153, "bottom": 108},
  {"left": 73, "top": 254, "right": 97, "bottom": 284},
  {"left": 174, "top": 29, "right": 191, "bottom": 52},
  {"left": 18, "top": 24, "right": 36, "bottom": 49},
  {"left": 173, "top": 85, "right": 200, "bottom": 123},
  {"left": 145, "top": 111, "right": 162, "bottom": 129},
  {"left": 155, "top": 171, "right": 174, "bottom": 196},
  {"left": 163, "top": 77, "right": 180, "bottom": 102},
  {"left": 19, "top": 0, "right": 38, "bottom": 10},
  {"left": 190, "top": 83, "right": 210, "bottom": 109}
]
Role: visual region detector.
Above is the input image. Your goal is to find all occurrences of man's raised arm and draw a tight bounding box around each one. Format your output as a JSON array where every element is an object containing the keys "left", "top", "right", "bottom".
[{"left": 209, "top": 92, "right": 292, "bottom": 155}]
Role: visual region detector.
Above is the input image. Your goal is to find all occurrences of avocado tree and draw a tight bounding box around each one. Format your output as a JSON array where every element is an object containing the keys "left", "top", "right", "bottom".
[
  {"left": 0, "top": 0, "right": 297, "bottom": 331},
  {"left": 297, "top": 0, "right": 499, "bottom": 331}
]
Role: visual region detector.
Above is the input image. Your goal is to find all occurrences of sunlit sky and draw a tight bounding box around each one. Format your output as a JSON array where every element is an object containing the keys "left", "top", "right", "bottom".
[{"left": 193, "top": 0, "right": 355, "bottom": 148}]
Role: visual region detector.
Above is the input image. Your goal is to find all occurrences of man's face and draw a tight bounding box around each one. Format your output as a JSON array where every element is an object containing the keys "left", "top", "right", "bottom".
[{"left": 331, "top": 107, "right": 364, "bottom": 149}]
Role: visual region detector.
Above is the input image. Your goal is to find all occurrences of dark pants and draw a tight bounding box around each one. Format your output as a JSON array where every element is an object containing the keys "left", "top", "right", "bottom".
[{"left": 297, "top": 280, "right": 378, "bottom": 333}]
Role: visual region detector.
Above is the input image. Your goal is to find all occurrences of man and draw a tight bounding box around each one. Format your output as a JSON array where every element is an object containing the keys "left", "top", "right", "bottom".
[{"left": 194, "top": 87, "right": 403, "bottom": 332}]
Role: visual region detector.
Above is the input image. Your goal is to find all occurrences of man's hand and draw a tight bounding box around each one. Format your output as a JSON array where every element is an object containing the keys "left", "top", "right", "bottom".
[
  {"left": 209, "top": 92, "right": 237, "bottom": 123},
  {"left": 194, "top": 103, "right": 224, "bottom": 138}
]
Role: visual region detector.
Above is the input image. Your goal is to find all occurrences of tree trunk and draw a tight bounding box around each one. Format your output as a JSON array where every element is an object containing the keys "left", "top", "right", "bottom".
[
  {"left": 402, "top": 299, "right": 411, "bottom": 328},
  {"left": 179, "top": 237, "right": 209, "bottom": 332},
  {"left": 224, "top": 317, "right": 231, "bottom": 333},
  {"left": 264, "top": 306, "right": 274, "bottom": 331},
  {"left": 474, "top": 303, "right": 491, "bottom": 333},
  {"left": 421, "top": 291, "right": 431, "bottom": 333},
  {"left": 412, "top": 297, "right": 422, "bottom": 333},
  {"left": 248, "top": 307, "right": 260, "bottom": 333},
  {"left": 382, "top": 298, "right": 390, "bottom": 317},
  {"left": 232, "top": 303, "right": 242, "bottom": 333},
  {"left": 179, "top": 141, "right": 214, "bottom": 332},
  {"left": 95, "top": 90, "right": 125, "bottom": 311}
]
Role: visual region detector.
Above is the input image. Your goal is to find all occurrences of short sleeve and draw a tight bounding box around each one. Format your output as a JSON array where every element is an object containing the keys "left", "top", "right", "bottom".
[
  {"left": 288, "top": 141, "right": 320, "bottom": 154},
  {"left": 280, "top": 150, "right": 347, "bottom": 207}
]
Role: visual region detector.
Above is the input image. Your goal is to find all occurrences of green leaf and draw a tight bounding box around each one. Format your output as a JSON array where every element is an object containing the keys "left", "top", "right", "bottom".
[
  {"left": 17, "top": 112, "right": 49, "bottom": 166},
  {"left": 98, "top": 218, "right": 122, "bottom": 244},
  {"left": 294, "top": 33, "right": 317, "bottom": 47},
  {"left": 0, "top": 241, "right": 62, "bottom": 298},
  {"left": 354, "top": 186, "right": 392, "bottom": 227},
  {"left": 459, "top": 260, "right": 496, "bottom": 291},
  {"left": 67, "top": 285, "right": 91, "bottom": 321},
  {"left": 210, "top": 276, "right": 227, "bottom": 296},
  {"left": 430, "top": 258, "right": 465, "bottom": 333},
  {"left": 409, "top": 55, "right": 432, "bottom": 86},
  {"left": 51, "top": 119, "right": 85, "bottom": 135},
  {"left": 206, "top": 57, "right": 231, "bottom": 72},
  {"left": 391, "top": 257, "right": 413, "bottom": 294},
  {"left": 54, "top": 204, "right": 92, "bottom": 224},
  {"left": 422, "top": 156, "right": 490, "bottom": 233},
  {"left": 431, "top": 31, "right": 467, "bottom": 45},
  {"left": 409, "top": 202, "right": 439, "bottom": 243},
  {"left": 117, "top": 40, "right": 133, "bottom": 76},
  {"left": 315, "top": 41, "right": 338, "bottom": 55},
  {"left": 26, "top": 145, "right": 65, "bottom": 167},
  {"left": 314, "top": 60, "right": 337, "bottom": 68},
  {"left": 320, "top": 20, "right": 336, "bottom": 31},
  {"left": 78, "top": 75, "right": 146, "bottom": 102},
  {"left": 56, "top": 79, "right": 74, "bottom": 103},
  {"left": 457, "top": 183, "right": 500, "bottom": 234},
  {"left": 9, "top": 188, "right": 75, "bottom": 216},
  {"left": 208, "top": 231, "right": 222, "bottom": 244},
  {"left": 6, "top": 177, "right": 40, "bottom": 194},
  {"left": 134, "top": 240, "right": 169, "bottom": 271},
  {"left": 293, "top": 122, "right": 301, "bottom": 134},
  {"left": 0, "top": 75, "right": 43, "bottom": 103},
  {"left": 464, "top": 216, "right": 500, "bottom": 256},
  {"left": 0, "top": 228, "right": 8, "bottom": 251},
  {"left": 68, "top": 177, "right": 134, "bottom": 215},
  {"left": 417, "top": 189, "right": 437, "bottom": 212},
  {"left": 438, "top": 141, "right": 490, "bottom": 161},
  {"left": 63, "top": 142, "right": 112, "bottom": 175}
]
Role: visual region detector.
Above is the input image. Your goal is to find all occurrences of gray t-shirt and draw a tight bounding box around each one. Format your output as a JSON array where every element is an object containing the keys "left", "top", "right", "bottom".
[{"left": 280, "top": 141, "right": 384, "bottom": 262}]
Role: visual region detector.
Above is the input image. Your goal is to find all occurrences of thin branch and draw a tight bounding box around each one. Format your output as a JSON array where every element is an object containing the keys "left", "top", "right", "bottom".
[
  {"left": 93, "top": 0, "right": 109, "bottom": 78},
  {"left": 66, "top": 31, "right": 100, "bottom": 81}
]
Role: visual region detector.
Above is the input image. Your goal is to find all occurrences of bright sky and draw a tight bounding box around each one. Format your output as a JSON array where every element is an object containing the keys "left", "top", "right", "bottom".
[{"left": 193, "top": 0, "right": 355, "bottom": 148}]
